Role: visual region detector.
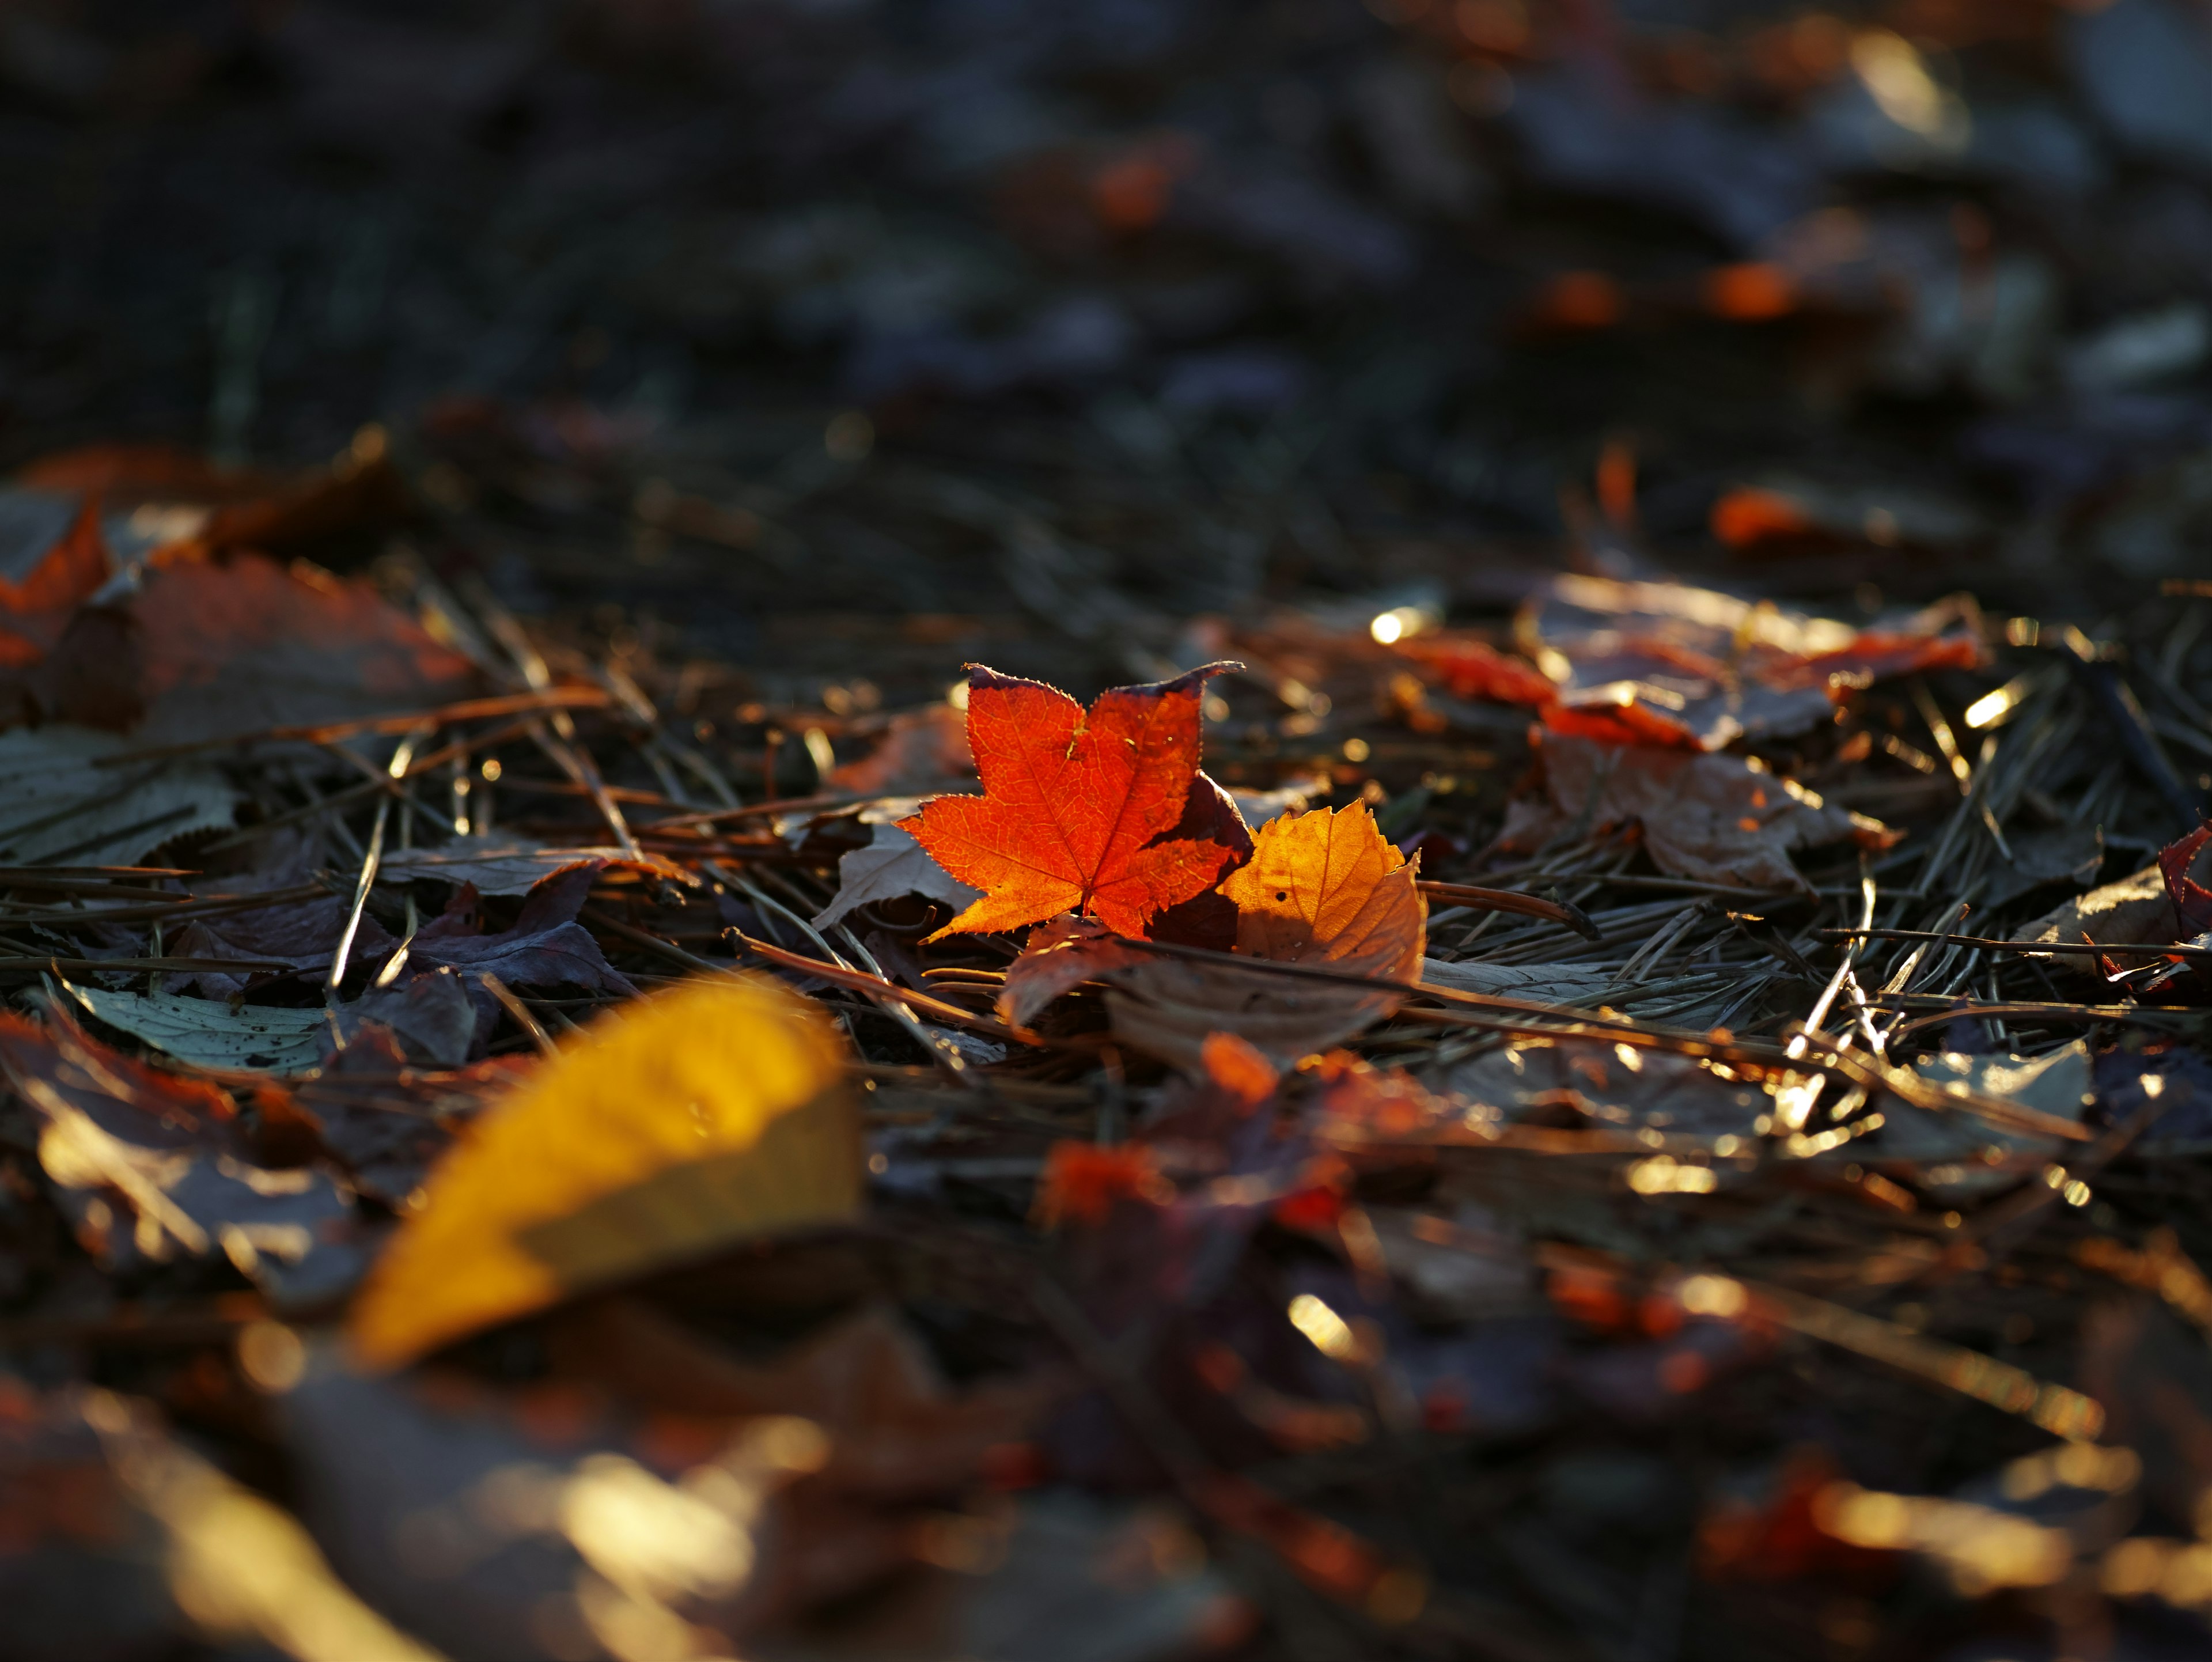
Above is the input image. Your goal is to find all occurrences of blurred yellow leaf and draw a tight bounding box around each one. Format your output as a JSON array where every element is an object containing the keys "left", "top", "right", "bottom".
[
  {"left": 1218, "top": 802, "right": 1425, "bottom": 979},
  {"left": 349, "top": 975, "right": 858, "bottom": 1369}
]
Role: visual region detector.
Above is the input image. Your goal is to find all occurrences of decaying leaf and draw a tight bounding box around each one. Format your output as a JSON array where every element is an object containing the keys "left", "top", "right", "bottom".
[
  {"left": 825, "top": 700, "right": 974, "bottom": 795},
  {"left": 63, "top": 982, "right": 332, "bottom": 1076},
  {"left": 1445, "top": 1036, "right": 1774, "bottom": 1139},
  {"left": 996, "top": 913, "right": 1150, "bottom": 1027},
  {"left": 2014, "top": 861, "right": 2174, "bottom": 974},
  {"left": 0, "top": 1010, "right": 367, "bottom": 1306},
  {"left": 1516, "top": 575, "right": 1984, "bottom": 751},
  {"left": 377, "top": 837, "right": 692, "bottom": 896},
  {"left": 813, "top": 821, "right": 983, "bottom": 931},
  {"left": 1217, "top": 801, "right": 1426, "bottom": 980},
  {"left": 0, "top": 725, "right": 235, "bottom": 864},
  {"left": 0, "top": 497, "right": 109, "bottom": 669},
  {"left": 1510, "top": 730, "right": 1894, "bottom": 889},
  {"left": 347, "top": 974, "right": 860, "bottom": 1369},
  {"left": 35, "top": 550, "right": 483, "bottom": 743},
  {"left": 1105, "top": 808, "right": 1426, "bottom": 1070},
  {"left": 2161, "top": 820, "right": 2212, "bottom": 934},
  {"left": 1878, "top": 1043, "right": 2097, "bottom": 1196},
  {"left": 902, "top": 663, "right": 1242, "bottom": 938}
]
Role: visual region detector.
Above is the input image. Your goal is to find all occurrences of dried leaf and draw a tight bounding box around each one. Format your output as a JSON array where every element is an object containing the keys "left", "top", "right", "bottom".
[
  {"left": 1514, "top": 730, "right": 1893, "bottom": 889},
  {"left": 347, "top": 975, "right": 860, "bottom": 1369},
  {"left": 37, "top": 550, "right": 482, "bottom": 744},
  {"left": 825, "top": 701, "right": 974, "bottom": 795},
  {"left": 1217, "top": 801, "right": 1426, "bottom": 980},
  {"left": 404, "top": 865, "right": 637, "bottom": 1001},
  {"left": 63, "top": 982, "right": 331, "bottom": 1076},
  {"left": 901, "top": 662, "right": 1241, "bottom": 938},
  {"left": 0, "top": 725, "right": 235, "bottom": 865},
  {"left": 377, "top": 837, "right": 692, "bottom": 896},
  {"left": 813, "top": 821, "right": 983, "bottom": 931},
  {"left": 1391, "top": 634, "right": 1555, "bottom": 706},
  {"left": 997, "top": 914, "right": 1149, "bottom": 1027},
  {"left": 2014, "top": 861, "right": 2174, "bottom": 973},
  {"left": 0, "top": 497, "right": 109, "bottom": 668},
  {"left": 1517, "top": 575, "right": 1984, "bottom": 750},
  {"left": 1104, "top": 959, "right": 1401, "bottom": 1073},
  {"left": 2160, "top": 820, "right": 2212, "bottom": 934},
  {"left": 0, "top": 1010, "right": 366, "bottom": 1305},
  {"left": 1881, "top": 1044, "right": 2096, "bottom": 1196}
]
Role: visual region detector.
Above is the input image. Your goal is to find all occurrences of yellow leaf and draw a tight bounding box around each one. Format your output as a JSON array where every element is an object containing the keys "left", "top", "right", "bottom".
[
  {"left": 1104, "top": 804, "right": 1428, "bottom": 1072},
  {"left": 349, "top": 975, "right": 858, "bottom": 1370},
  {"left": 1218, "top": 801, "right": 1426, "bottom": 979}
]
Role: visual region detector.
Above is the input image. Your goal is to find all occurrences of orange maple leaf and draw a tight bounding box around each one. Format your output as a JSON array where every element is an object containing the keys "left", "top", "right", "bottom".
[{"left": 903, "top": 662, "right": 1241, "bottom": 938}]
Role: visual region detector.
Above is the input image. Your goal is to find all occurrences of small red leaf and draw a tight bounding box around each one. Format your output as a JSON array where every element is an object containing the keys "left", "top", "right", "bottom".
[{"left": 902, "top": 662, "right": 1242, "bottom": 938}]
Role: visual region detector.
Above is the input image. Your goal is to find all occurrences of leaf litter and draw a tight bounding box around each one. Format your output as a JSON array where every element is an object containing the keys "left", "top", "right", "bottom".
[{"left": 5, "top": 5, "right": 2212, "bottom": 1660}]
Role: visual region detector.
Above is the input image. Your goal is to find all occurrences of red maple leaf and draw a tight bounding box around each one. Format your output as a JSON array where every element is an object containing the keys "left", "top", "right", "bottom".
[{"left": 902, "top": 661, "right": 1241, "bottom": 937}]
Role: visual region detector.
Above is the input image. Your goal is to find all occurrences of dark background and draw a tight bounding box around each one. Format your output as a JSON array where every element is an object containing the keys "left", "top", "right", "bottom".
[{"left": 2, "top": 0, "right": 2210, "bottom": 694}]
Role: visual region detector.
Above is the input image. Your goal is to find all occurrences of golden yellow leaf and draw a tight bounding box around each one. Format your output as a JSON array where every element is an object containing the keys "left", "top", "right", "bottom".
[
  {"left": 1218, "top": 801, "right": 1426, "bottom": 979},
  {"left": 1105, "top": 804, "right": 1427, "bottom": 1071},
  {"left": 349, "top": 975, "right": 858, "bottom": 1370}
]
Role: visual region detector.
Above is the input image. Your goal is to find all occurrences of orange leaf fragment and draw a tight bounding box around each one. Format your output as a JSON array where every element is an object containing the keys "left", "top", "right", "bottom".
[
  {"left": 0, "top": 498, "right": 109, "bottom": 668},
  {"left": 902, "top": 662, "right": 1242, "bottom": 939},
  {"left": 1034, "top": 1140, "right": 1171, "bottom": 1228}
]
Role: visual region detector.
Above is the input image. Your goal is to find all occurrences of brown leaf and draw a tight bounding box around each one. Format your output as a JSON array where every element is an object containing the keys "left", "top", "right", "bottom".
[
  {"left": 1101, "top": 959, "right": 1402, "bottom": 1072},
  {"left": 2014, "top": 862, "right": 2173, "bottom": 976},
  {"left": 1512, "top": 730, "right": 1893, "bottom": 889},
  {"left": 825, "top": 701, "right": 974, "bottom": 796},
  {"left": 995, "top": 914, "right": 1148, "bottom": 1027}
]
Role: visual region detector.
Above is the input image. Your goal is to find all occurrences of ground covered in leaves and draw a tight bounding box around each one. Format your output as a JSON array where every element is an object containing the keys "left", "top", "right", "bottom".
[{"left": 6, "top": 3, "right": 2212, "bottom": 1661}]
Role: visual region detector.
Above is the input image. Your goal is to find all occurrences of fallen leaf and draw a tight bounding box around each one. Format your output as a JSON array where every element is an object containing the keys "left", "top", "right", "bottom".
[
  {"left": 1217, "top": 801, "right": 1426, "bottom": 980},
  {"left": 0, "top": 1008, "right": 367, "bottom": 1306},
  {"left": 347, "top": 974, "right": 860, "bottom": 1369},
  {"left": 36, "top": 550, "right": 483, "bottom": 744},
  {"left": 825, "top": 701, "right": 974, "bottom": 795},
  {"left": 1391, "top": 634, "right": 1556, "bottom": 706},
  {"left": 2160, "top": 820, "right": 2212, "bottom": 934},
  {"left": 1516, "top": 575, "right": 1984, "bottom": 750},
  {"left": 2014, "top": 861, "right": 2174, "bottom": 974},
  {"left": 995, "top": 914, "right": 1149, "bottom": 1027},
  {"left": 0, "top": 725, "right": 235, "bottom": 864},
  {"left": 901, "top": 662, "right": 1241, "bottom": 938},
  {"left": 175, "top": 894, "right": 399, "bottom": 1000},
  {"left": 1512, "top": 730, "right": 1893, "bottom": 889},
  {"left": 1444, "top": 1036, "right": 1773, "bottom": 1138},
  {"left": 62, "top": 982, "right": 332, "bottom": 1076},
  {"left": 404, "top": 865, "right": 638, "bottom": 1003},
  {"left": 1880, "top": 1044, "right": 2096, "bottom": 1196},
  {"left": 377, "top": 836, "right": 694, "bottom": 896},
  {"left": 331, "top": 970, "right": 481, "bottom": 1069},
  {"left": 1103, "top": 958, "right": 1402, "bottom": 1073},
  {"left": 0, "top": 497, "right": 109, "bottom": 668},
  {"left": 813, "top": 821, "right": 983, "bottom": 932}
]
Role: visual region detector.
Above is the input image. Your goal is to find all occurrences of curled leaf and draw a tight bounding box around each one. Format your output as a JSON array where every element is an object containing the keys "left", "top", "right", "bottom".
[{"left": 348, "top": 975, "right": 858, "bottom": 1369}]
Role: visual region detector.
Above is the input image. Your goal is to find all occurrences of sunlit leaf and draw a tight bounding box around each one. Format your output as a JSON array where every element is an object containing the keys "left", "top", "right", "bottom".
[{"left": 348, "top": 974, "right": 859, "bottom": 1369}]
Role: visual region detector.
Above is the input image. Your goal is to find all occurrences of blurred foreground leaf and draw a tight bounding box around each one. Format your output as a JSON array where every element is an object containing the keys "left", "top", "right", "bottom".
[{"left": 349, "top": 975, "right": 859, "bottom": 1369}]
